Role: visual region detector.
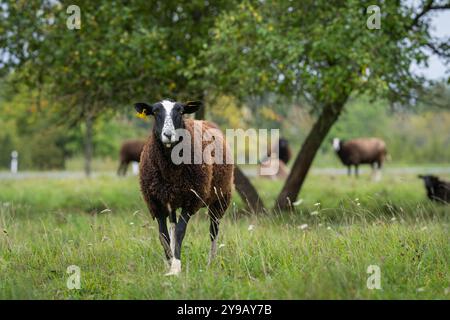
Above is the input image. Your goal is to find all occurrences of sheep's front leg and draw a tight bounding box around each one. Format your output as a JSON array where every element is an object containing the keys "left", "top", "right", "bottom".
[
  {"left": 166, "top": 210, "right": 191, "bottom": 276},
  {"left": 374, "top": 162, "right": 382, "bottom": 182},
  {"left": 168, "top": 208, "right": 177, "bottom": 258},
  {"left": 156, "top": 216, "right": 172, "bottom": 263},
  {"left": 117, "top": 162, "right": 126, "bottom": 176},
  {"left": 370, "top": 163, "right": 376, "bottom": 181}
]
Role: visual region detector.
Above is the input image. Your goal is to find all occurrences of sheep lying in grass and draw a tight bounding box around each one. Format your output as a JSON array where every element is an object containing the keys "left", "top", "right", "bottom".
[
  {"left": 117, "top": 139, "right": 145, "bottom": 176},
  {"left": 259, "top": 137, "right": 291, "bottom": 179},
  {"left": 135, "top": 99, "right": 234, "bottom": 276},
  {"left": 418, "top": 175, "right": 449, "bottom": 204},
  {"left": 332, "top": 137, "right": 387, "bottom": 181},
  {"left": 259, "top": 155, "right": 289, "bottom": 180}
]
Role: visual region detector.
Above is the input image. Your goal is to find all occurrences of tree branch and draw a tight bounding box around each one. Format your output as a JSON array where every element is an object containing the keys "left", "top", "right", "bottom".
[
  {"left": 410, "top": 1, "right": 450, "bottom": 28},
  {"left": 425, "top": 41, "right": 450, "bottom": 59}
]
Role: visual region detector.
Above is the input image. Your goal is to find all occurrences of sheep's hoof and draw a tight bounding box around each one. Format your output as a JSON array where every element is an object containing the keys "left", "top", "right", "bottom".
[{"left": 165, "top": 258, "right": 181, "bottom": 276}]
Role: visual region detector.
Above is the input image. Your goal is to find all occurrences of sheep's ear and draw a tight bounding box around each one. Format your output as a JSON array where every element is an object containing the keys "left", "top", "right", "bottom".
[
  {"left": 134, "top": 102, "right": 153, "bottom": 115},
  {"left": 182, "top": 101, "right": 202, "bottom": 114}
]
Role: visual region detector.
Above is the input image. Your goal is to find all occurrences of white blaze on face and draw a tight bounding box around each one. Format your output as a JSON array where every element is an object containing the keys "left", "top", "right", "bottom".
[
  {"left": 161, "top": 100, "right": 176, "bottom": 145},
  {"left": 333, "top": 138, "right": 340, "bottom": 151}
]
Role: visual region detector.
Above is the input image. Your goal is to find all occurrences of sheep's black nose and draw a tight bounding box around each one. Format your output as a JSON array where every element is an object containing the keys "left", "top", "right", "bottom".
[{"left": 163, "top": 131, "right": 172, "bottom": 139}]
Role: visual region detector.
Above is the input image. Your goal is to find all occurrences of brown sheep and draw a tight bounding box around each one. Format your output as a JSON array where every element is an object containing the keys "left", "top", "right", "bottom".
[
  {"left": 135, "top": 99, "right": 234, "bottom": 276},
  {"left": 333, "top": 137, "right": 387, "bottom": 180},
  {"left": 117, "top": 139, "right": 145, "bottom": 176}
]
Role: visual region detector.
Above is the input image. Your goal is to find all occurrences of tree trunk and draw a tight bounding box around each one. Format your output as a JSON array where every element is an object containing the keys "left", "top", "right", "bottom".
[
  {"left": 84, "top": 112, "right": 94, "bottom": 177},
  {"left": 234, "top": 166, "right": 265, "bottom": 213},
  {"left": 275, "top": 102, "right": 346, "bottom": 210}
]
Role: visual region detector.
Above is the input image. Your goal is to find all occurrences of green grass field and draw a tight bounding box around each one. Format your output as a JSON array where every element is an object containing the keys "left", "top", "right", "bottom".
[{"left": 0, "top": 171, "right": 448, "bottom": 299}]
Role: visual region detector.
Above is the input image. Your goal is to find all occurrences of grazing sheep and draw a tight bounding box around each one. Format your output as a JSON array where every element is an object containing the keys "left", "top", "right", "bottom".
[
  {"left": 258, "top": 137, "right": 291, "bottom": 179},
  {"left": 117, "top": 139, "right": 145, "bottom": 176},
  {"left": 332, "top": 137, "right": 387, "bottom": 180},
  {"left": 278, "top": 137, "right": 292, "bottom": 165},
  {"left": 264, "top": 137, "right": 292, "bottom": 165},
  {"left": 418, "top": 175, "right": 449, "bottom": 204},
  {"left": 134, "top": 99, "right": 234, "bottom": 276}
]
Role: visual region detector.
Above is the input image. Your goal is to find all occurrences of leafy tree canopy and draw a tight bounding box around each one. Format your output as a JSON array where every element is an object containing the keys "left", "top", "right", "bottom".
[
  {"left": 0, "top": 0, "right": 234, "bottom": 120},
  {"left": 197, "top": 0, "right": 449, "bottom": 109}
]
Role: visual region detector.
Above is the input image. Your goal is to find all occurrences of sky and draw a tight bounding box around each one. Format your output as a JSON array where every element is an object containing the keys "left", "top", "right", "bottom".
[{"left": 411, "top": 10, "right": 450, "bottom": 80}]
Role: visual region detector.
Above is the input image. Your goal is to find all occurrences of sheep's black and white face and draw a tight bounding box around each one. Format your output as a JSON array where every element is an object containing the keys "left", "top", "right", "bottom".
[{"left": 134, "top": 99, "right": 202, "bottom": 148}]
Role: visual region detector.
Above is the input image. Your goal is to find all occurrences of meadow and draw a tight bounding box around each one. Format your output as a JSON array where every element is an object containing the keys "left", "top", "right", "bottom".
[{"left": 0, "top": 171, "right": 448, "bottom": 299}]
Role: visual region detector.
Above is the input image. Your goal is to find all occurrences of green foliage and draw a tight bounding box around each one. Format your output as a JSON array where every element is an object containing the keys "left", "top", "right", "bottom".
[
  {"left": 0, "top": 0, "right": 238, "bottom": 172},
  {"left": 0, "top": 79, "right": 151, "bottom": 169},
  {"left": 386, "top": 111, "right": 450, "bottom": 163},
  {"left": 0, "top": 119, "right": 18, "bottom": 168},
  {"left": 26, "top": 127, "right": 67, "bottom": 170},
  {"left": 1, "top": 0, "right": 236, "bottom": 115},
  {"left": 1, "top": 1, "right": 448, "bottom": 172},
  {"left": 215, "top": 93, "right": 450, "bottom": 165},
  {"left": 94, "top": 116, "right": 149, "bottom": 158},
  {"left": 324, "top": 97, "right": 450, "bottom": 164},
  {"left": 0, "top": 85, "right": 64, "bottom": 169},
  {"left": 329, "top": 98, "right": 389, "bottom": 142},
  {"left": 199, "top": 0, "right": 448, "bottom": 108}
]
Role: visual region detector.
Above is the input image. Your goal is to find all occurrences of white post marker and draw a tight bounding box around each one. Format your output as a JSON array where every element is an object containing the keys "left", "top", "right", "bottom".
[
  {"left": 11, "top": 150, "right": 18, "bottom": 174},
  {"left": 132, "top": 162, "right": 139, "bottom": 175}
]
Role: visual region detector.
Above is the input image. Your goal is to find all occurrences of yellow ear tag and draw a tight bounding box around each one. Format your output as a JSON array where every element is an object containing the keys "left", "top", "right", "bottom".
[{"left": 136, "top": 109, "right": 147, "bottom": 119}]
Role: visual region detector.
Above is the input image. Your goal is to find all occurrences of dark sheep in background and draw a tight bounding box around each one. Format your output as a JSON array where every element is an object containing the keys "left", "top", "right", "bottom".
[
  {"left": 332, "top": 137, "right": 387, "bottom": 180},
  {"left": 279, "top": 138, "right": 292, "bottom": 165},
  {"left": 266, "top": 137, "right": 292, "bottom": 165},
  {"left": 117, "top": 139, "right": 145, "bottom": 176},
  {"left": 418, "top": 175, "right": 449, "bottom": 204},
  {"left": 258, "top": 137, "right": 292, "bottom": 180},
  {"left": 135, "top": 99, "right": 234, "bottom": 276}
]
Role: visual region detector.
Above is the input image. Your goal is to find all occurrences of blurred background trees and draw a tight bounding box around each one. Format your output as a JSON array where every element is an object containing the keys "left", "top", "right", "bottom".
[
  {"left": 0, "top": 0, "right": 235, "bottom": 175},
  {"left": 198, "top": 0, "right": 449, "bottom": 208},
  {"left": 0, "top": 0, "right": 449, "bottom": 210}
]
